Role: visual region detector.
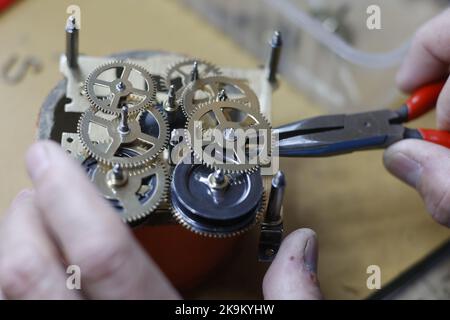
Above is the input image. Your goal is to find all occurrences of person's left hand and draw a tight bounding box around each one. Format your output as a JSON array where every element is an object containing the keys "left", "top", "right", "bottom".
[{"left": 0, "top": 141, "right": 323, "bottom": 300}]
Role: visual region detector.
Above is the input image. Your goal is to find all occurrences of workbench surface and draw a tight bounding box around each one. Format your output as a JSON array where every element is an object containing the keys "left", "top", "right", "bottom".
[{"left": 0, "top": 0, "right": 447, "bottom": 299}]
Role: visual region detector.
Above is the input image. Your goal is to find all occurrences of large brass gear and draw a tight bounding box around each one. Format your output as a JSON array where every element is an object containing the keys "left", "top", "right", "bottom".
[
  {"left": 185, "top": 100, "right": 272, "bottom": 173},
  {"left": 86, "top": 158, "right": 169, "bottom": 223},
  {"left": 181, "top": 76, "right": 260, "bottom": 117},
  {"left": 78, "top": 107, "right": 169, "bottom": 168},
  {"left": 85, "top": 61, "right": 157, "bottom": 115},
  {"left": 164, "top": 58, "right": 221, "bottom": 97}
]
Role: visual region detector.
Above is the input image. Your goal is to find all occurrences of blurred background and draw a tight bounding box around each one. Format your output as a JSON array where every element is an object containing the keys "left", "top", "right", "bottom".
[{"left": 0, "top": 0, "right": 448, "bottom": 299}]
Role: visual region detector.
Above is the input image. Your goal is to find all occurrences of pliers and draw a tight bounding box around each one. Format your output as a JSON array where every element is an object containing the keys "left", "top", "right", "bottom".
[
  {"left": 276, "top": 81, "right": 450, "bottom": 157},
  {"left": 0, "top": 0, "right": 15, "bottom": 12}
]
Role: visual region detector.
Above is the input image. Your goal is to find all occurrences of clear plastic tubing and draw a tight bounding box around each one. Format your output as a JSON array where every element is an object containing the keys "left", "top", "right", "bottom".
[{"left": 264, "top": 0, "right": 410, "bottom": 69}]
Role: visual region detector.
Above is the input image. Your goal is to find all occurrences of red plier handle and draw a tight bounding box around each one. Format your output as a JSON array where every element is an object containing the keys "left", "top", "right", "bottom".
[
  {"left": 397, "top": 80, "right": 450, "bottom": 149},
  {"left": 0, "top": 0, "right": 15, "bottom": 12}
]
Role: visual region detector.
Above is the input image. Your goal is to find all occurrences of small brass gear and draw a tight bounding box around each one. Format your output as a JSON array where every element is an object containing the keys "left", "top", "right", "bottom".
[
  {"left": 164, "top": 58, "right": 221, "bottom": 97},
  {"left": 85, "top": 61, "right": 157, "bottom": 115},
  {"left": 85, "top": 158, "right": 169, "bottom": 223},
  {"left": 184, "top": 100, "right": 272, "bottom": 173},
  {"left": 181, "top": 76, "right": 260, "bottom": 117},
  {"left": 78, "top": 107, "right": 169, "bottom": 168}
]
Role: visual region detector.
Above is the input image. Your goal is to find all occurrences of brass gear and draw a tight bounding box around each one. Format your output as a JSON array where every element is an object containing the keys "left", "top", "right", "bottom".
[
  {"left": 85, "top": 61, "right": 157, "bottom": 115},
  {"left": 78, "top": 107, "right": 169, "bottom": 168},
  {"left": 164, "top": 58, "right": 221, "bottom": 97},
  {"left": 184, "top": 100, "right": 272, "bottom": 173},
  {"left": 90, "top": 159, "right": 169, "bottom": 223},
  {"left": 171, "top": 190, "right": 266, "bottom": 238},
  {"left": 181, "top": 76, "right": 260, "bottom": 117}
]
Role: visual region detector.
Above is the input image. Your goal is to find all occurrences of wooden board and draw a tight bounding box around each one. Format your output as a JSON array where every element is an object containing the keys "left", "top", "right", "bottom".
[{"left": 0, "top": 0, "right": 447, "bottom": 299}]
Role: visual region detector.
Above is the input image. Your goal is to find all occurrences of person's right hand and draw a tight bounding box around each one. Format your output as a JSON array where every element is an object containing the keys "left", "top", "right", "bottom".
[{"left": 384, "top": 9, "right": 450, "bottom": 228}]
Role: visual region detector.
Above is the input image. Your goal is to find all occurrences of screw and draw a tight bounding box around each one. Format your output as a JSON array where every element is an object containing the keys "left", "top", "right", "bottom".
[
  {"left": 65, "top": 15, "right": 79, "bottom": 69},
  {"left": 116, "top": 81, "right": 126, "bottom": 92},
  {"left": 190, "top": 61, "right": 199, "bottom": 82},
  {"left": 213, "top": 169, "right": 225, "bottom": 184},
  {"left": 118, "top": 105, "right": 130, "bottom": 134},
  {"left": 217, "top": 89, "right": 228, "bottom": 101},
  {"left": 266, "top": 31, "right": 283, "bottom": 83}
]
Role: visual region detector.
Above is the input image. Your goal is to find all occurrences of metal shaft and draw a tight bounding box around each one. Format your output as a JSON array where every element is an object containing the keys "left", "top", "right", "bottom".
[
  {"left": 265, "top": 171, "right": 286, "bottom": 223},
  {"left": 167, "top": 85, "right": 177, "bottom": 110},
  {"left": 108, "top": 164, "right": 128, "bottom": 187},
  {"left": 213, "top": 169, "right": 225, "bottom": 184},
  {"left": 164, "top": 85, "right": 179, "bottom": 125},
  {"left": 217, "top": 89, "right": 228, "bottom": 101},
  {"left": 208, "top": 169, "right": 228, "bottom": 190},
  {"left": 190, "top": 61, "right": 199, "bottom": 82},
  {"left": 65, "top": 15, "right": 79, "bottom": 69},
  {"left": 266, "top": 31, "right": 283, "bottom": 83},
  {"left": 118, "top": 105, "right": 130, "bottom": 134}
]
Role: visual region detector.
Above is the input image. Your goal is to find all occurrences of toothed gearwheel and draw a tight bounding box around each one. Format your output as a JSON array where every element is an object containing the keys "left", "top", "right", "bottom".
[
  {"left": 83, "top": 157, "right": 169, "bottom": 224},
  {"left": 185, "top": 100, "right": 272, "bottom": 173},
  {"left": 170, "top": 158, "right": 265, "bottom": 237},
  {"left": 164, "top": 59, "right": 221, "bottom": 97},
  {"left": 181, "top": 76, "right": 260, "bottom": 117},
  {"left": 85, "top": 61, "right": 157, "bottom": 115},
  {"left": 78, "top": 107, "right": 169, "bottom": 168}
]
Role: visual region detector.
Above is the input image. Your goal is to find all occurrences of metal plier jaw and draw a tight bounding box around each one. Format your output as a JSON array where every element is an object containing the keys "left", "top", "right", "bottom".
[
  {"left": 276, "top": 80, "right": 450, "bottom": 157},
  {"left": 276, "top": 110, "right": 408, "bottom": 157}
]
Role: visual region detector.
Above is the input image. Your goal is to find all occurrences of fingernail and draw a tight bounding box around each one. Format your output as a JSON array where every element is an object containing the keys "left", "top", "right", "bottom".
[
  {"left": 27, "top": 143, "right": 50, "bottom": 181},
  {"left": 304, "top": 235, "right": 318, "bottom": 274},
  {"left": 384, "top": 151, "right": 422, "bottom": 188}
]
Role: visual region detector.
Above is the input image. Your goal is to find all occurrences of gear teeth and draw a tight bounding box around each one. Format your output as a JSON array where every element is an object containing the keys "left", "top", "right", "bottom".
[
  {"left": 184, "top": 101, "right": 271, "bottom": 174},
  {"left": 78, "top": 106, "right": 169, "bottom": 169},
  {"left": 180, "top": 76, "right": 260, "bottom": 118},
  {"left": 85, "top": 60, "right": 157, "bottom": 116},
  {"left": 124, "top": 159, "right": 170, "bottom": 223},
  {"left": 171, "top": 190, "right": 266, "bottom": 238},
  {"left": 92, "top": 158, "right": 169, "bottom": 224},
  {"left": 70, "top": 55, "right": 275, "bottom": 236},
  {"left": 164, "top": 58, "right": 221, "bottom": 95}
]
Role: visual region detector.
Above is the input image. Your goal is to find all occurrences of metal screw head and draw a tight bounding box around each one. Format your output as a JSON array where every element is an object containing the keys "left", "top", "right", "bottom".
[
  {"left": 116, "top": 81, "right": 126, "bottom": 92},
  {"left": 118, "top": 105, "right": 130, "bottom": 134},
  {"left": 213, "top": 169, "right": 225, "bottom": 184},
  {"left": 66, "top": 15, "right": 77, "bottom": 31},
  {"left": 164, "top": 85, "right": 178, "bottom": 112},
  {"left": 271, "top": 30, "right": 283, "bottom": 47},
  {"left": 217, "top": 89, "right": 228, "bottom": 101},
  {"left": 208, "top": 169, "right": 229, "bottom": 190},
  {"left": 265, "top": 248, "right": 275, "bottom": 257}
]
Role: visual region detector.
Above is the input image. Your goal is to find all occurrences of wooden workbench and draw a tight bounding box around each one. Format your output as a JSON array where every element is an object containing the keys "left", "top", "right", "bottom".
[{"left": 0, "top": 0, "right": 447, "bottom": 299}]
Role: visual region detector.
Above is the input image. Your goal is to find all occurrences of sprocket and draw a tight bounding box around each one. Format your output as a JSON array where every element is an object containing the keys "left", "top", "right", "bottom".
[{"left": 85, "top": 61, "right": 157, "bottom": 115}]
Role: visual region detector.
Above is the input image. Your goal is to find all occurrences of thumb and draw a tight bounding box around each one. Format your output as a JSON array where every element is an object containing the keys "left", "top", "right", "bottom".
[
  {"left": 384, "top": 139, "right": 450, "bottom": 227},
  {"left": 263, "top": 228, "right": 322, "bottom": 300}
]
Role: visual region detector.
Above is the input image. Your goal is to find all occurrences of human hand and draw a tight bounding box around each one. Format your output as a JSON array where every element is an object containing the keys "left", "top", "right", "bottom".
[
  {"left": 0, "top": 141, "right": 180, "bottom": 299},
  {"left": 263, "top": 228, "right": 322, "bottom": 300},
  {"left": 384, "top": 9, "right": 450, "bottom": 227},
  {"left": 0, "top": 141, "right": 322, "bottom": 300}
]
